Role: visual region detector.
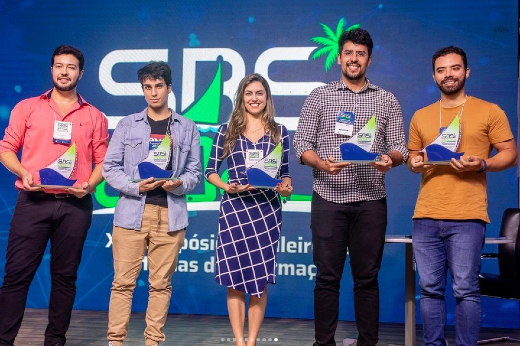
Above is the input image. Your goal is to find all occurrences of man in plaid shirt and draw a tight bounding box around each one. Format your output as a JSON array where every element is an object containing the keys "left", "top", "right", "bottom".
[{"left": 294, "top": 28, "right": 407, "bottom": 346}]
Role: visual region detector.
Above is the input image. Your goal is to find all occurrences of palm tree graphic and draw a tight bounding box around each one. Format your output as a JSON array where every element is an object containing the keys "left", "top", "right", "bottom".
[{"left": 310, "top": 18, "right": 361, "bottom": 72}]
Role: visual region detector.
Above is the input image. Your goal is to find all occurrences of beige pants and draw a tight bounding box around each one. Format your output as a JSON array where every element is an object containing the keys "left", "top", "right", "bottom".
[{"left": 107, "top": 204, "right": 186, "bottom": 346}]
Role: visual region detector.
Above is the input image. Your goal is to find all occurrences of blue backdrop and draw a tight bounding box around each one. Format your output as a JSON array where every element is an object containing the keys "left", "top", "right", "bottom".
[{"left": 0, "top": 0, "right": 518, "bottom": 328}]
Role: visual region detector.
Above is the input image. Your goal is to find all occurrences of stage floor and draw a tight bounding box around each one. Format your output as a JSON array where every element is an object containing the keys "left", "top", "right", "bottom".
[{"left": 13, "top": 309, "right": 520, "bottom": 346}]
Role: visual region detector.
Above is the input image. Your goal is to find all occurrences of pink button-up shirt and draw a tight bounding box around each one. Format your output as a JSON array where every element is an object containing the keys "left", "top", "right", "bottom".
[{"left": 0, "top": 90, "right": 109, "bottom": 192}]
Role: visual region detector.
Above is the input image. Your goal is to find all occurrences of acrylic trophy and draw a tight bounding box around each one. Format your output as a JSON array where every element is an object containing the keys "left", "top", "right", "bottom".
[
  {"left": 423, "top": 115, "right": 464, "bottom": 165},
  {"left": 246, "top": 142, "right": 283, "bottom": 189},
  {"left": 335, "top": 115, "right": 381, "bottom": 163},
  {"left": 131, "top": 134, "right": 178, "bottom": 182},
  {"left": 37, "top": 143, "right": 78, "bottom": 189}
]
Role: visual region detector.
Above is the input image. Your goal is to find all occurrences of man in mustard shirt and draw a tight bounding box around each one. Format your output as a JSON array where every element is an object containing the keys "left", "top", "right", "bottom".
[{"left": 407, "top": 46, "right": 517, "bottom": 346}]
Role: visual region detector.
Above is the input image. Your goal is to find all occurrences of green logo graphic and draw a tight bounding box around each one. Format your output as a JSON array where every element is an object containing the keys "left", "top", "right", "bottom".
[
  {"left": 310, "top": 18, "right": 361, "bottom": 72},
  {"left": 94, "top": 55, "right": 315, "bottom": 209},
  {"left": 95, "top": 61, "right": 224, "bottom": 208}
]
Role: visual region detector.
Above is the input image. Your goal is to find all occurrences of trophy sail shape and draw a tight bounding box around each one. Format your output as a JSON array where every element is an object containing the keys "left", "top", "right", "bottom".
[
  {"left": 133, "top": 134, "right": 176, "bottom": 181},
  {"left": 38, "top": 143, "right": 78, "bottom": 188},
  {"left": 423, "top": 115, "right": 464, "bottom": 164},
  {"left": 246, "top": 142, "right": 283, "bottom": 189},
  {"left": 338, "top": 115, "right": 379, "bottom": 163}
]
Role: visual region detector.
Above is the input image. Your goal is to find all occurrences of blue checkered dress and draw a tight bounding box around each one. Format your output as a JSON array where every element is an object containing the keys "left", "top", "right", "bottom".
[{"left": 205, "top": 123, "right": 290, "bottom": 297}]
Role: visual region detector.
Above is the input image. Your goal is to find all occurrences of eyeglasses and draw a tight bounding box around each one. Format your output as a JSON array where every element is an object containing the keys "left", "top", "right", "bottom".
[{"left": 341, "top": 50, "right": 368, "bottom": 58}]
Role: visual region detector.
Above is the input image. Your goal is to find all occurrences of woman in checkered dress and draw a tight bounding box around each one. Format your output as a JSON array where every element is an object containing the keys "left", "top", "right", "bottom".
[{"left": 205, "top": 73, "right": 292, "bottom": 346}]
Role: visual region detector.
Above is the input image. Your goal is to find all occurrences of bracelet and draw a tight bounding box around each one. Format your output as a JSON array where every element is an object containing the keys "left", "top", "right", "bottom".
[{"left": 477, "top": 159, "right": 487, "bottom": 173}]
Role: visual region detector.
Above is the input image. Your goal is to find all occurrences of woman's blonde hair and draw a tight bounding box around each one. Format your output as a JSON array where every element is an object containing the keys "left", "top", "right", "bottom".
[{"left": 221, "top": 73, "right": 280, "bottom": 158}]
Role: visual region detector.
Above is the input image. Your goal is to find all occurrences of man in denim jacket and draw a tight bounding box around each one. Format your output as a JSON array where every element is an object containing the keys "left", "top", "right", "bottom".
[{"left": 102, "top": 61, "right": 201, "bottom": 346}]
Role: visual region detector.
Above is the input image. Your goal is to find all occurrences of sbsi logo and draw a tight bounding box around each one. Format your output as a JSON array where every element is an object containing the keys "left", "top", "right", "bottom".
[
  {"left": 98, "top": 18, "right": 359, "bottom": 126},
  {"left": 58, "top": 159, "right": 72, "bottom": 164},
  {"left": 93, "top": 19, "right": 359, "bottom": 213}
]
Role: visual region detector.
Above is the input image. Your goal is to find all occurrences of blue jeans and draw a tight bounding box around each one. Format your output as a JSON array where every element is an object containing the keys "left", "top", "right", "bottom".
[{"left": 412, "top": 218, "right": 485, "bottom": 346}]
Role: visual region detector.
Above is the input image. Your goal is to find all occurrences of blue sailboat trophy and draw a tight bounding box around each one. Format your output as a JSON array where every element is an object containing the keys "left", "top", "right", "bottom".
[
  {"left": 246, "top": 142, "right": 283, "bottom": 189},
  {"left": 423, "top": 115, "right": 464, "bottom": 164}
]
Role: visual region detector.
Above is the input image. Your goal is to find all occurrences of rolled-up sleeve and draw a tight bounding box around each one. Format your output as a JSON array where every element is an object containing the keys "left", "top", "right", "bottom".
[
  {"left": 171, "top": 120, "right": 201, "bottom": 196},
  {"left": 102, "top": 120, "right": 141, "bottom": 197},
  {"left": 91, "top": 109, "right": 109, "bottom": 164},
  {"left": 279, "top": 124, "right": 291, "bottom": 178},
  {"left": 385, "top": 94, "right": 408, "bottom": 161},
  {"left": 293, "top": 88, "right": 321, "bottom": 163},
  {"left": 0, "top": 101, "right": 27, "bottom": 155},
  {"left": 204, "top": 124, "right": 227, "bottom": 179}
]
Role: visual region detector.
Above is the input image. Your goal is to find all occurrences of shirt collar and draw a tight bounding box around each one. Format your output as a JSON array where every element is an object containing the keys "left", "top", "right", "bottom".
[
  {"left": 137, "top": 107, "right": 181, "bottom": 123},
  {"left": 41, "top": 89, "right": 88, "bottom": 106},
  {"left": 335, "top": 79, "right": 378, "bottom": 93}
]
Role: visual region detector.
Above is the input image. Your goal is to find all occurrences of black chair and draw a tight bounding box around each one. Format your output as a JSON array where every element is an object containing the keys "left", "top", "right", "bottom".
[{"left": 478, "top": 208, "right": 520, "bottom": 344}]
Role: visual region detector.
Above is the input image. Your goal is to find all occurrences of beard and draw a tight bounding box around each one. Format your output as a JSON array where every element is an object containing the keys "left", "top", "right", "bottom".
[
  {"left": 437, "top": 75, "right": 466, "bottom": 95},
  {"left": 53, "top": 76, "right": 79, "bottom": 92},
  {"left": 342, "top": 63, "right": 365, "bottom": 81}
]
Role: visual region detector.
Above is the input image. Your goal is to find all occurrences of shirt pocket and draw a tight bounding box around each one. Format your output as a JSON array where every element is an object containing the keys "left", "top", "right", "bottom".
[
  {"left": 74, "top": 120, "right": 94, "bottom": 148},
  {"left": 124, "top": 138, "right": 144, "bottom": 165},
  {"left": 174, "top": 140, "right": 192, "bottom": 169}
]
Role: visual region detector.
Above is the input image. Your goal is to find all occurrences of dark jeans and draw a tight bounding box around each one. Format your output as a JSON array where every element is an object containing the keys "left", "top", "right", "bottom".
[
  {"left": 0, "top": 191, "right": 93, "bottom": 346},
  {"left": 311, "top": 192, "right": 387, "bottom": 346}
]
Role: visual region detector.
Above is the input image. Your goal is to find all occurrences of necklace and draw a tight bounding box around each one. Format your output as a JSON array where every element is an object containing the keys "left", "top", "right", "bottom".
[
  {"left": 246, "top": 125, "right": 264, "bottom": 133},
  {"left": 439, "top": 95, "right": 468, "bottom": 130}
]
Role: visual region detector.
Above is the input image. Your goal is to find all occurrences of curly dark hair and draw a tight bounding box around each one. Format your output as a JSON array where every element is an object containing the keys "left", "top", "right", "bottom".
[
  {"left": 432, "top": 46, "right": 467, "bottom": 71},
  {"left": 137, "top": 61, "right": 172, "bottom": 86},
  {"left": 338, "top": 28, "right": 374, "bottom": 57}
]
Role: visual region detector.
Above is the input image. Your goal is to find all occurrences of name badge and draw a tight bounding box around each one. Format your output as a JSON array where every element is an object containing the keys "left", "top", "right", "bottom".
[
  {"left": 53, "top": 120, "right": 73, "bottom": 144},
  {"left": 334, "top": 111, "right": 355, "bottom": 136},
  {"left": 245, "top": 149, "right": 263, "bottom": 167}
]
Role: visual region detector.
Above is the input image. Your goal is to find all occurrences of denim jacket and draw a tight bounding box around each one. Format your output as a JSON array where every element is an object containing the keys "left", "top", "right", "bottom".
[{"left": 102, "top": 108, "right": 201, "bottom": 232}]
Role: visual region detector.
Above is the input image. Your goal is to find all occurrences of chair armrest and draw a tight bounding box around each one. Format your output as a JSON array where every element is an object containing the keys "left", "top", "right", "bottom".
[{"left": 481, "top": 253, "right": 498, "bottom": 259}]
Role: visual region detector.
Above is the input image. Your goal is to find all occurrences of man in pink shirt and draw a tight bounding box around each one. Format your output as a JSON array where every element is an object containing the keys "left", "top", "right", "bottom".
[{"left": 0, "top": 45, "right": 108, "bottom": 346}]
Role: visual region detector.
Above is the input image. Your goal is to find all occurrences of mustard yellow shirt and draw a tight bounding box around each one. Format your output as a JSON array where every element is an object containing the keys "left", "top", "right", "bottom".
[{"left": 408, "top": 96, "right": 514, "bottom": 223}]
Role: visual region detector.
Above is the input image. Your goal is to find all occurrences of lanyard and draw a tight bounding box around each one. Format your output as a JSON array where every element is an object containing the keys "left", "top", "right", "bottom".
[{"left": 439, "top": 95, "right": 467, "bottom": 131}]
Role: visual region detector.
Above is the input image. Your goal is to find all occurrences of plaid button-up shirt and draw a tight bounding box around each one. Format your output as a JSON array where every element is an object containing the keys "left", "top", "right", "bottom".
[{"left": 293, "top": 79, "right": 408, "bottom": 204}]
